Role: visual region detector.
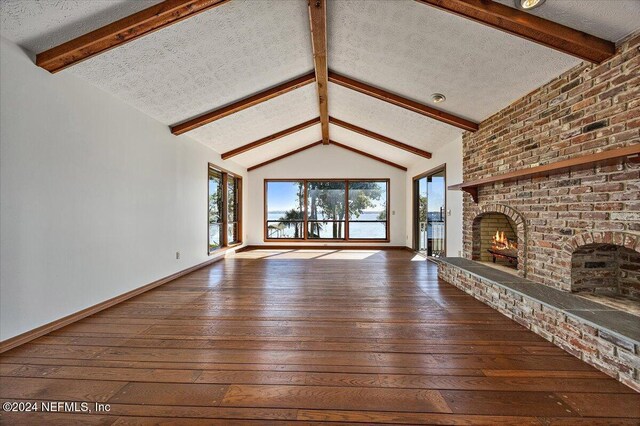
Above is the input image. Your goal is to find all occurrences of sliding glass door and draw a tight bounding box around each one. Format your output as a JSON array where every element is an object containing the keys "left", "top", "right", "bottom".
[{"left": 413, "top": 167, "right": 446, "bottom": 257}]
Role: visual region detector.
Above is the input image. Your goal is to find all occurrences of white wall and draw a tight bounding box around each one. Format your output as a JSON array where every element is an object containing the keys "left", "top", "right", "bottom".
[
  {"left": 247, "top": 145, "right": 407, "bottom": 246},
  {"left": 0, "top": 37, "right": 247, "bottom": 341},
  {"left": 405, "top": 136, "right": 464, "bottom": 256}
]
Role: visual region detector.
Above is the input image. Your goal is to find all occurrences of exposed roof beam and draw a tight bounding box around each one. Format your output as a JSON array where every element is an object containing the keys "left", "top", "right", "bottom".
[
  {"left": 221, "top": 117, "right": 321, "bottom": 160},
  {"left": 415, "top": 0, "right": 615, "bottom": 64},
  {"left": 247, "top": 139, "right": 409, "bottom": 172},
  {"left": 330, "top": 141, "right": 407, "bottom": 171},
  {"left": 36, "top": 0, "right": 230, "bottom": 73},
  {"left": 308, "top": 0, "right": 330, "bottom": 144},
  {"left": 328, "top": 71, "right": 478, "bottom": 132},
  {"left": 247, "top": 141, "right": 323, "bottom": 171},
  {"left": 329, "top": 117, "right": 432, "bottom": 159},
  {"left": 171, "top": 72, "right": 316, "bottom": 135}
]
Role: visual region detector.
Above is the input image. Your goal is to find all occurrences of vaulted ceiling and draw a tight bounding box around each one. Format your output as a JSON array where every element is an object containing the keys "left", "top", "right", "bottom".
[{"left": 1, "top": 0, "right": 638, "bottom": 170}]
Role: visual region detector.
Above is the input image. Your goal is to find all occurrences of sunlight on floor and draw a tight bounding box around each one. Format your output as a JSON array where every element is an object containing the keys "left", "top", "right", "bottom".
[
  {"left": 317, "top": 250, "right": 380, "bottom": 260},
  {"left": 233, "top": 249, "right": 293, "bottom": 259},
  {"left": 234, "top": 249, "right": 381, "bottom": 260},
  {"left": 265, "top": 250, "right": 335, "bottom": 259},
  {"left": 411, "top": 254, "right": 427, "bottom": 262}
]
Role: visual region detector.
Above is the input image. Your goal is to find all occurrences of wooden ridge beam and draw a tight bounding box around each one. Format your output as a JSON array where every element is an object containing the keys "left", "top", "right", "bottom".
[
  {"left": 415, "top": 0, "right": 615, "bottom": 64},
  {"left": 247, "top": 141, "right": 323, "bottom": 171},
  {"left": 36, "top": 0, "right": 230, "bottom": 73},
  {"left": 171, "top": 72, "right": 316, "bottom": 135},
  {"left": 308, "top": 0, "right": 330, "bottom": 144},
  {"left": 330, "top": 140, "right": 407, "bottom": 171},
  {"left": 221, "top": 117, "right": 321, "bottom": 160},
  {"left": 328, "top": 71, "right": 478, "bottom": 132},
  {"left": 329, "top": 117, "right": 432, "bottom": 158}
]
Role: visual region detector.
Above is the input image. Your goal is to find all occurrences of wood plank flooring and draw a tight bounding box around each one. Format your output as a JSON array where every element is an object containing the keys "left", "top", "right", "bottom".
[{"left": 1, "top": 249, "right": 638, "bottom": 424}]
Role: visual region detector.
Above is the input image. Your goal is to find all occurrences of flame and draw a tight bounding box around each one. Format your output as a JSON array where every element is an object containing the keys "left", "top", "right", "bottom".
[{"left": 492, "top": 230, "right": 517, "bottom": 251}]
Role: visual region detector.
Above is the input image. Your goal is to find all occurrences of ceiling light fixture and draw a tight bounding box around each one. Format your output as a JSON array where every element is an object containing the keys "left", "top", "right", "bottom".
[
  {"left": 431, "top": 93, "right": 446, "bottom": 104},
  {"left": 514, "top": 0, "right": 546, "bottom": 10}
]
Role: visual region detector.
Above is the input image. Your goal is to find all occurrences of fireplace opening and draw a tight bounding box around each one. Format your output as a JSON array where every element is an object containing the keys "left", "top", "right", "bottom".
[
  {"left": 472, "top": 213, "right": 519, "bottom": 274},
  {"left": 572, "top": 243, "right": 640, "bottom": 313}
]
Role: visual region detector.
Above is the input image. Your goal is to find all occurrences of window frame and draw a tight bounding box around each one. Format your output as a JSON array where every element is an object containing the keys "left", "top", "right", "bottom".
[
  {"left": 263, "top": 178, "right": 390, "bottom": 243},
  {"left": 208, "top": 164, "right": 242, "bottom": 255}
]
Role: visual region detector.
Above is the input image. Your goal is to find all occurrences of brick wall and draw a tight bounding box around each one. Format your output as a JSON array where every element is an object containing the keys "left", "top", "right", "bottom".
[{"left": 462, "top": 31, "right": 640, "bottom": 291}]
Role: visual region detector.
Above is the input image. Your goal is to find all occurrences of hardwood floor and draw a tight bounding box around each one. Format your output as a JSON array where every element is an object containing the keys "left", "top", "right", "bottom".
[{"left": 1, "top": 249, "right": 638, "bottom": 424}]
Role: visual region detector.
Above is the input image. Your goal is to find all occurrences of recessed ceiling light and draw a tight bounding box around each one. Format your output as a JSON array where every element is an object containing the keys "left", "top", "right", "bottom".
[
  {"left": 515, "top": 0, "right": 546, "bottom": 10},
  {"left": 431, "top": 93, "right": 446, "bottom": 104}
]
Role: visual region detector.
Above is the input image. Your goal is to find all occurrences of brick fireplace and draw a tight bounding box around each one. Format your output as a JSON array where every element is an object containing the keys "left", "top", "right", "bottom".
[
  {"left": 462, "top": 31, "right": 640, "bottom": 297},
  {"left": 439, "top": 31, "right": 640, "bottom": 389},
  {"left": 471, "top": 204, "right": 527, "bottom": 275}
]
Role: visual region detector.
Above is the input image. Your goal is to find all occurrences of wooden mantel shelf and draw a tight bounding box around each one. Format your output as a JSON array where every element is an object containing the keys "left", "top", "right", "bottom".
[{"left": 449, "top": 145, "right": 640, "bottom": 203}]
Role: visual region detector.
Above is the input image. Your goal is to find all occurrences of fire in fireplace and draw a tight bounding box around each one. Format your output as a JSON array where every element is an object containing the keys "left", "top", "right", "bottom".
[
  {"left": 488, "top": 230, "right": 518, "bottom": 267},
  {"left": 472, "top": 211, "right": 522, "bottom": 274}
]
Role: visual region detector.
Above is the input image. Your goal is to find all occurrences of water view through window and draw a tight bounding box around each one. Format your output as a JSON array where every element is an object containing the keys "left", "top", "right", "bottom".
[
  {"left": 208, "top": 166, "right": 242, "bottom": 253},
  {"left": 266, "top": 179, "right": 389, "bottom": 241},
  {"left": 414, "top": 167, "right": 446, "bottom": 257}
]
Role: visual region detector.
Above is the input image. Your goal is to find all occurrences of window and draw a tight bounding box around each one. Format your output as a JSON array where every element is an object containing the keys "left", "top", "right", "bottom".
[
  {"left": 264, "top": 179, "right": 389, "bottom": 241},
  {"left": 209, "top": 165, "right": 242, "bottom": 254},
  {"left": 348, "top": 181, "right": 388, "bottom": 240},
  {"left": 266, "top": 181, "right": 304, "bottom": 239},
  {"left": 227, "top": 175, "right": 241, "bottom": 245},
  {"left": 307, "top": 181, "right": 346, "bottom": 239}
]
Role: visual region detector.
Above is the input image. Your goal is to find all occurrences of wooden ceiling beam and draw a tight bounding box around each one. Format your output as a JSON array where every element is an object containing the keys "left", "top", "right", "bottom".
[
  {"left": 330, "top": 141, "right": 407, "bottom": 171},
  {"left": 329, "top": 117, "right": 432, "bottom": 159},
  {"left": 328, "top": 71, "right": 478, "bottom": 132},
  {"left": 171, "top": 72, "right": 316, "bottom": 135},
  {"left": 247, "top": 141, "right": 323, "bottom": 171},
  {"left": 308, "top": 0, "right": 330, "bottom": 144},
  {"left": 221, "top": 117, "right": 321, "bottom": 160},
  {"left": 415, "top": 0, "right": 615, "bottom": 64},
  {"left": 36, "top": 0, "right": 230, "bottom": 73}
]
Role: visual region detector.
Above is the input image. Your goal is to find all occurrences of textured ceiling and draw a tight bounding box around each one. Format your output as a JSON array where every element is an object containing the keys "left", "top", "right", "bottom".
[
  {"left": 231, "top": 124, "right": 322, "bottom": 168},
  {"left": 329, "top": 124, "right": 417, "bottom": 168},
  {"left": 329, "top": 82, "right": 461, "bottom": 154},
  {"left": 1, "top": 0, "right": 638, "bottom": 169},
  {"left": 187, "top": 84, "right": 319, "bottom": 155},
  {"left": 0, "top": 0, "right": 162, "bottom": 53},
  {"left": 67, "top": 0, "right": 313, "bottom": 125},
  {"left": 328, "top": 0, "right": 581, "bottom": 123},
  {"left": 495, "top": 0, "right": 640, "bottom": 42}
]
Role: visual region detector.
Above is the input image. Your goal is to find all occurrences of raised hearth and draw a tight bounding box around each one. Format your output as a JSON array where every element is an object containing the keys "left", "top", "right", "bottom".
[{"left": 436, "top": 257, "right": 640, "bottom": 391}]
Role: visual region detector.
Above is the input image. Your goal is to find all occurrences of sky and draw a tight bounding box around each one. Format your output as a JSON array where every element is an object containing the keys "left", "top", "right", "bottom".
[
  {"left": 420, "top": 175, "right": 445, "bottom": 213},
  {"left": 267, "top": 182, "right": 301, "bottom": 212}
]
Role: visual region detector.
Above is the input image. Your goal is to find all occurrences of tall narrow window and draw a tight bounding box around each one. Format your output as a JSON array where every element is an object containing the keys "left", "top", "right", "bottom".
[
  {"left": 265, "top": 181, "right": 304, "bottom": 239},
  {"left": 413, "top": 166, "right": 446, "bottom": 257},
  {"left": 209, "top": 165, "right": 242, "bottom": 254},
  {"left": 227, "top": 176, "right": 241, "bottom": 245},
  {"left": 208, "top": 169, "right": 223, "bottom": 252},
  {"left": 264, "top": 179, "right": 389, "bottom": 242},
  {"left": 348, "top": 181, "right": 388, "bottom": 240},
  {"left": 307, "top": 181, "right": 346, "bottom": 240}
]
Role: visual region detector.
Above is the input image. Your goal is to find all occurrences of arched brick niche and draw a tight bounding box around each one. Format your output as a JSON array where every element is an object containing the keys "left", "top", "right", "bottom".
[
  {"left": 471, "top": 204, "right": 527, "bottom": 277},
  {"left": 565, "top": 232, "right": 640, "bottom": 300}
]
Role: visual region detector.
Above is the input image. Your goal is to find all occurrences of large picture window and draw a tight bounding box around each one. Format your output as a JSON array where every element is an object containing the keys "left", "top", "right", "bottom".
[
  {"left": 265, "top": 179, "right": 389, "bottom": 241},
  {"left": 209, "top": 165, "right": 242, "bottom": 254}
]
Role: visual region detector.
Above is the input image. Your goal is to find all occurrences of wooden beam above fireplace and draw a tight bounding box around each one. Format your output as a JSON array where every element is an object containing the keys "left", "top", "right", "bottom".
[{"left": 449, "top": 145, "right": 640, "bottom": 203}]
